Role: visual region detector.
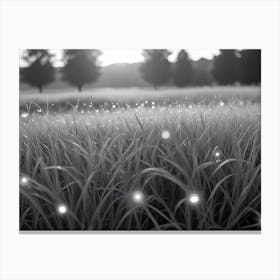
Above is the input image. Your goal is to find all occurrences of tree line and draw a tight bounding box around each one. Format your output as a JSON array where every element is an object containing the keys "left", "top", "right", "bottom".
[{"left": 21, "top": 49, "right": 261, "bottom": 93}]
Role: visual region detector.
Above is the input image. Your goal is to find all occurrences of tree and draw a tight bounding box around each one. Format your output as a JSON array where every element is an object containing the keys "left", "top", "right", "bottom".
[
  {"left": 173, "top": 50, "right": 193, "bottom": 87},
  {"left": 192, "top": 58, "right": 214, "bottom": 86},
  {"left": 21, "top": 49, "right": 55, "bottom": 93},
  {"left": 212, "top": 50, "right": 240, "bottom": 85},
  {"left": 63, "top": 49, "right": 101, "bottom": 92},
  {"left": 139, "top": 49, "right": 171, "bottom": 89},
  {"left": 239, "top": 50, "right": 261, "bottom": 84}
]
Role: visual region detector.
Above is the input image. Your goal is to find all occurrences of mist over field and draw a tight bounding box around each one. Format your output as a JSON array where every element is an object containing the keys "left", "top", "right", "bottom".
[{"left": 20, "top": 86, "right": 260, "bottom": 113}]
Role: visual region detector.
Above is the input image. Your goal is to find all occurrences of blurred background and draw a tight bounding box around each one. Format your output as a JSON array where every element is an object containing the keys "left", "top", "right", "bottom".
[
  {"left": 19, "top": 49, "right": 261, "bottom": 114},
  {"left": 20, "top": 49, "right": 260, "bottom": 93}
]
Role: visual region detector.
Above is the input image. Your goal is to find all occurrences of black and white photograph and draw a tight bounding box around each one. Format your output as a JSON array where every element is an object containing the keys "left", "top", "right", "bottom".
[
  {"left": 19, "top": 49, "right": 261, "bottom": 231},
  {"left": 2, "top": 0, "right": 280, "bottom": 279}
]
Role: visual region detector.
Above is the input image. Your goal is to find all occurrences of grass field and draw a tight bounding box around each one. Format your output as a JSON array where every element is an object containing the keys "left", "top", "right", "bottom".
[
  {"left": 20, "top": 86, "right": 260, "bottom": 113},
  {"left": 20, "top": 86, "right": 261, "bottom": 230}
]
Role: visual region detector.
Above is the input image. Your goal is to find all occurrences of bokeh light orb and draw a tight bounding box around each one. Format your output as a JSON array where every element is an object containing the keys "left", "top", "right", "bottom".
[
  {"left": 214, "top": 149, "right": 222, "bottom": 163},
  {"left": 189, "top": 193, "right": 200, "bottom": 205},
  {"left": 161, "top": 130, "right": 170, "bottom": 140},
  {"left": 57, "top": 204, "right": 67, "bottom": 215},
  {"left": 21, "top": 112, "right": 29, "bottom": 118},
  {"left": 20, "top": 176, "right": 29, "bottom": 187},
  {"left": 131, "top": 190, "right": 145, "bottom": 205}
]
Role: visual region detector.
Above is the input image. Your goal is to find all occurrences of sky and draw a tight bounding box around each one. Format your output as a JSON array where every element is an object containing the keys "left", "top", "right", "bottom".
[{"left": 20, "top": 49, "right": 220, "bottom": 67}]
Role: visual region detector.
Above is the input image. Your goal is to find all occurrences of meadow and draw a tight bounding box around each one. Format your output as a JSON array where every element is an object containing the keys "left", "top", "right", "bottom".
[{"left": 20, "top": 86, "right": 261, "bottom": 230}]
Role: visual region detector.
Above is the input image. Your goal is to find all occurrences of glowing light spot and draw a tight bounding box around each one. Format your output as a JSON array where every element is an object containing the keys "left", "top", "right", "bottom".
[
  {"left": 152, "top": 105, "right": 155, "bottom": 109},
  {"left": 214, "top": 148, "right": 222, "bottom": 163},
  {"left": 20, "top": 176, "right": 29, "bottom": 187},
  {"left": 132, "top": 190, "right": 145, "bottom": 205},
  {"left": 21, "top": 112, "right": 29, "bottom": 118},
  {"left": 219, "top": 101, "right": 224, "bottom": 107},
  {"left": 189, "top": 194, "right": 200, "bottom": 204},
  {"left": 188, "top": 105, "right": 193, "bottom": 109},
  {"left": 145, "top": 101, "right": 148, "bottom": 104},
  {"left": 57, "top": 204, "right": 67, "bottom": 214},
  {"left": 161, "top": 130, "right": 170, "bottom": 139},
  {"left": 112, "top": 104, "right": 116, "bottom": 109},
  {"left": 152, "top": 101, "right": 155, "bottom": 105}
]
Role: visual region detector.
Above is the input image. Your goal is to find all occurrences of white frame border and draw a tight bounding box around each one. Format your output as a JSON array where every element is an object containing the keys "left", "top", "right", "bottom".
[{"left": 1, "top": 1, "right": 280, "bottom": 279}]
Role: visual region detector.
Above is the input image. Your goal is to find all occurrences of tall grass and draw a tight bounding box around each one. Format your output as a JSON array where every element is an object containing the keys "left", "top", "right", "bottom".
[{"left": 20, "top": 101, "right": 261, "bottom": 230}]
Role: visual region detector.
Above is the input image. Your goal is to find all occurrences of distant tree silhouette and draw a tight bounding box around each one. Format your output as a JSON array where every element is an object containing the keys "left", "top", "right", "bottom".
[
  {"left": 173, "top": 50, "right": 193, "bottom": 87},
  {"left": 63, "top": 49, "right": 101, "bottom": 92},
  {"left": 212, "top": 50, "right": 240, "bottom": 85},
  {"left": 239, "top": 50, "right": 261, "bottom": 84},
  {"left": 192, "top": 58, "right": 214, "bottom": 86},
  {"left": 140, "top": 49, "right": 171, "bottom": 89},
  {"left": 21, "top": 50, "right": 55, "bottom": 93}
]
